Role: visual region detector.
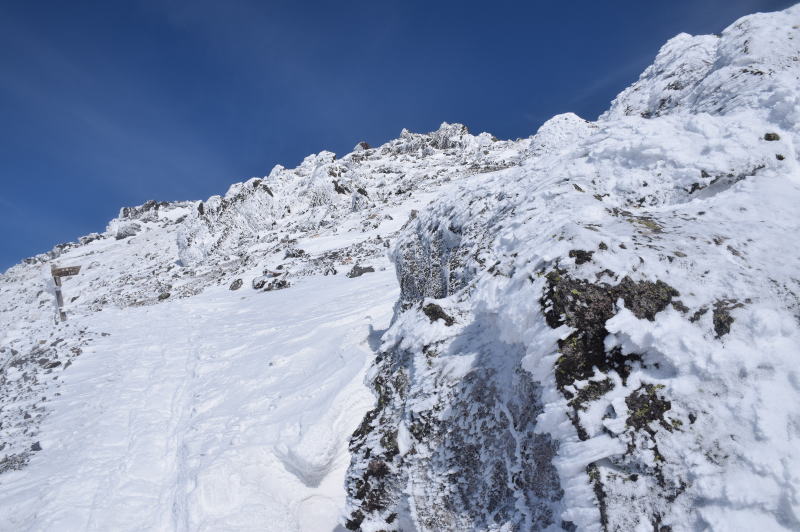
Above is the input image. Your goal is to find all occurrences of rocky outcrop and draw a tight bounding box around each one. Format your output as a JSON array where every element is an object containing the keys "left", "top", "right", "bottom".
[
  {"left": 115, "top": 222, "right": 141, "bottom": 240},
  {"left": 345, "top": 5, "right": 800, "bottom": 531}
]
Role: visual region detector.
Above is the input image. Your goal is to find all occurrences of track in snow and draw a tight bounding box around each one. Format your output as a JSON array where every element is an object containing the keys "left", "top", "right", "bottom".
[{"left": 0, "top": 271, "right": 397, "bottom": 532}]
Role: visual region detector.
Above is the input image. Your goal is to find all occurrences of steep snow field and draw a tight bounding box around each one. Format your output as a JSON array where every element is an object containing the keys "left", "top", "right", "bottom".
[{"left": 2, "top": 4, "right": 800, "bottom": 532}]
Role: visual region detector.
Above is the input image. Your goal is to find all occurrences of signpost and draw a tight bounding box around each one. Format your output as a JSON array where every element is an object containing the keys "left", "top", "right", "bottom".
[{"left": 51, "top": 264, "right": 81, "bottom": 322}]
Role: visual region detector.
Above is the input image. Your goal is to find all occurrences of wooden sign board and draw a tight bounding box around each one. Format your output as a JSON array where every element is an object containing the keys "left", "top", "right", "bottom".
[
  {"left": 52, "top": 265, "right": 81, "bottom": 277},
  {"left": 51, "top": 264, "right": 81, "bottom": 322}
]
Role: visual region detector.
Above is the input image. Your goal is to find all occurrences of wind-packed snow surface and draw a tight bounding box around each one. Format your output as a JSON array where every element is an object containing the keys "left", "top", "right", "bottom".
[{"left": 2, "top": 4, "right": 800, "bottom": 532}]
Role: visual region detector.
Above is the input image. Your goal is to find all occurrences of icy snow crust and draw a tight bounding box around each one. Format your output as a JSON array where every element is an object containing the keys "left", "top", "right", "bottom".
[
  {"left": 1, "top": 5, "right": 799, "bottom": 532},
  {"left": 345, "top": 5, "right": 800, "bottom": 532}
]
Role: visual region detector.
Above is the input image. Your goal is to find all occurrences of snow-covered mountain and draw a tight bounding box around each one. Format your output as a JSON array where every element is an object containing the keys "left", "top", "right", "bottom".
[{"left": 2, "top": 4, "right": 800, "bottom": 531}]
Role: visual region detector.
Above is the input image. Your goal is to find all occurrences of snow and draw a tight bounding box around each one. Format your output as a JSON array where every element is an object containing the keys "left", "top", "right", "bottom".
[
  {"left": 345, "top": 4, "right": 800, "bottom": 530},
  {"left": 2, "top": 3, "right": 800, "bottom": 531},
  {"left": 0, "top": 118, "right": 507, "bottom": 530},
  {"left": 457, "top": 109, "right": 800, "bottom": 529},
  {"left": 0, "top": 271, "right": 396, "bottom": 531}
]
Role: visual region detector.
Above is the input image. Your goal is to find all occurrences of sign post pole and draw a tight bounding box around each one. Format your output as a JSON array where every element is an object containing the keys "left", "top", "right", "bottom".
[{"left": 51, "top": 265, "right": 81, "bottom": 322}]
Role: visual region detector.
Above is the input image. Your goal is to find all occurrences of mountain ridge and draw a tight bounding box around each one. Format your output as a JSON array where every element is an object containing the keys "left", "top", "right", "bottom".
[{"left": 2, "top": 4, "right": 800, "bottom": 531}]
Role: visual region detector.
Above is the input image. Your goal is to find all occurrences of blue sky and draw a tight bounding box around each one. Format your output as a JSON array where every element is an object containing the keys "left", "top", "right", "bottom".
[{"left": 0, "top": 0, "right": 793, "bottom": 270}]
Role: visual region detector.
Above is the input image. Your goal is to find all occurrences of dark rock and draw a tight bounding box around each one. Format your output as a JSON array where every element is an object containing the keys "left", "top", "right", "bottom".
[
  {"left": 726, "top": 245, "right": 742, "bottom": 257},
  {"left": 568, "top": 249, "right": 594, "bottom": 265},
  {"left": 542, "top": 269, "right": 685, "bottom": 527},
  {"left": 671, "top": 300, "right": 689, "bottom": 313},
  {"left": 115, "top": 222, "right": 141, "bottom": 240},
  {"left": 0, "top": 453, "right": 29, "bottom": 474},
  {"left": 568, "top": 378, "right": 613, "bottom": 411},
  {"left": 229, "top": 278, "right": 243, "bottom": 291},
  {"left": 586, "top": 463, "right": 609, "bottom": 528},
  {"left": 776, "top": 154, "right": 785, "bottom": 160},
  {"left": 79, "top": 233, "right": 104, "bottom": 245},
  {"left": 120, "top": 200, "right": 169, "bottom": 220},
  {"left": 422, "top": 303, "right": 454, "bottom": 326},
  {"left": 712, "top": 299, "right": 744, "bottom": 337},
  {"left": 264, "top": 279, "right": 290, "bottom": 291},
  {"left": 347, "top": 265, "right": 375, "bottom": 278},
  {"left": 332, "top": 180, "right": 350, "bottom": 194},
  {"left": 616, "top": 277, "right": 679, "bottom": 321},
  {"left": 542, "top": 269, "right": 677, "bottom": 397},
  {"left": 284, "top": 248, "right": 306, "bottom": 259},
  {"left": 625, "top": 384, "right": 672, "bottom": 434},
  {"left": 253, "top": 277, "right": 291, "bottom": 291},
  {"left": 157, "top": 292, "right": 170, "bottom": 300},
  {"left": 367, "top": 459, "right": 390, "bottom": 478},
  {"left": 345, "top": 511, "right": 364, "bottom": 531},
  {"left": 764, "top": 132, "right": 781, "bottom": 141},
  {"left": 688, "top": 182, "right": 705, "bottom": 194},
  {"left": 30, "top": 442, "right": 41, "bottom": 452}
]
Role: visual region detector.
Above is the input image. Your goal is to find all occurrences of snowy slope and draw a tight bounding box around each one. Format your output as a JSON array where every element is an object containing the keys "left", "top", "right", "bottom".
[
  {"left": 2, "top": 4, "right": 800, "bottom": 532},
  {"left": 344, "top": 5, "right": 800, "bottom": 532},
  {"left": 0, "top": 123, "right": 525, "bottom": 530},
  {"left": 1, "top": 272, "right": 394, "bottom": 531}
]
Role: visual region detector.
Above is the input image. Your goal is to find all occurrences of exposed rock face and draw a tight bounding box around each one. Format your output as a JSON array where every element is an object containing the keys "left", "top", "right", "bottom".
[
  {"left": 347, "top": 265, "right": 375, "bottom": 278},
  {"left": 346, "top": 326, "right": 563, "bottom": 531},
  {"left": 119, "top": 199, "right": 170, "bottom": 222},
  {"left": 114, "top": 222, "right": 141, "bottom": 240}
]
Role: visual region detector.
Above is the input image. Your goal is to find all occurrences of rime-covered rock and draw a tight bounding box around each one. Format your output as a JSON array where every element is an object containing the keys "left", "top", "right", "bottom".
[{"left": 345, "top": 5, "right": 800, "bottom": 531}]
